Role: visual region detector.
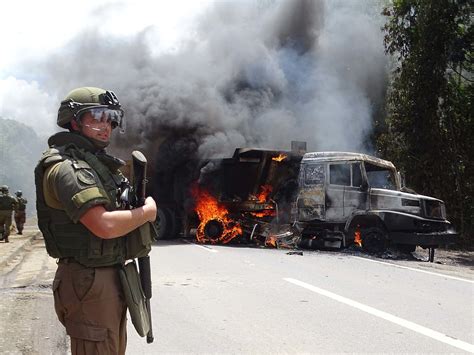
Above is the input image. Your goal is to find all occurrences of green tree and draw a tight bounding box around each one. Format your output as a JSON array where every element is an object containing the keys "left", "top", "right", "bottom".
[{"left": 379, "top": 0, "right": 473, "bottom": 247}]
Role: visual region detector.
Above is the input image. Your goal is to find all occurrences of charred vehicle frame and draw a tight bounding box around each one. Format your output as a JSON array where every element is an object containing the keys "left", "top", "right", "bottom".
[
  {"left": 151, "top": 147, "right": 457, "bottom": 262},
  {"left": 295, "top": 152, "right": 457, "bottom": 261}
]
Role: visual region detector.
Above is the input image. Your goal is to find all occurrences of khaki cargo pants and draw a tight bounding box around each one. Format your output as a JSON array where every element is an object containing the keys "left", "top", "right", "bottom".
[
  {"left": 53, "top": 260, "right": 127, "bottom": 355},
  {"left": 0, "top": 210, "right": 12, "bottom": 241},
  {"left": 14, "top": 210, "right": 26, "bottom": 234}
]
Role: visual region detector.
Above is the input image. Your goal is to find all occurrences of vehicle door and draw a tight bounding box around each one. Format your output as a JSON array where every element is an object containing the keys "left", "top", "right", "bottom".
[
  {"left": 296, "top": 163, "right": 326, "bottom": 221},
  {"left": 343, "top": 162, "right": 368, "bottom": 216},
  {"left": 326, "top": 162, "right": 351, "bottom": 221}
]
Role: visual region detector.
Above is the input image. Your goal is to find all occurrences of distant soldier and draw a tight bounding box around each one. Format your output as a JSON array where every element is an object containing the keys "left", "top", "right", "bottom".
[
  {"left": 14, "top": 190, "right": 27, "bottom": 235},
  {"left": 0, "top": 185, "right": 18, "bottom": 243}
]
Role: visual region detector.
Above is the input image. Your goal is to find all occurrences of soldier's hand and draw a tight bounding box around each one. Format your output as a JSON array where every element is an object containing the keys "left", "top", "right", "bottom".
[{"left": 144, "top": 197, "right": 157, "bottom": 222}]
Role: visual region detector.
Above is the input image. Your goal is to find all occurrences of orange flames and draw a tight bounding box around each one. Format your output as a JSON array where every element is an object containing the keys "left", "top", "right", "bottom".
[
  {"left": 250, "top": 210, "right": 276, "bottom": 218},
  {"left": 257, "top": 185, "right": 273, "bottom": 203},
  {"left": 192, "top": 186, "right": 242, "bottom": 244},
  {"left": 265, "top": 236, "right": 277, "bottom": 248},
  {"left": 249, "top": 185, "right": 276, "bottom": 218},
  {"left": 272, "top": 154, "right": 287, "bottom": 162},
  {"left": 354, "top": 227, "right": 362, "bottom": 247}
]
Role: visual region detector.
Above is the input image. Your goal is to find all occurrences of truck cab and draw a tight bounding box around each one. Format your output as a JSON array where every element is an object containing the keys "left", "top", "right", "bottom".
[{"left": 295, "top": 152, "right": 457, "bottom": 258}]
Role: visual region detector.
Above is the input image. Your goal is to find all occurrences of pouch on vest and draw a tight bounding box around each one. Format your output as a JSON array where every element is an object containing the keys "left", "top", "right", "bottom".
[
  {"left": 125, "top": 222, "right": 153, "bottom": 259},
  {"left": 119, "top": 261, "right": 150, "bottom": 337},
  {"left": 0, "top": 197, "right": 12, "bottom": 210}
]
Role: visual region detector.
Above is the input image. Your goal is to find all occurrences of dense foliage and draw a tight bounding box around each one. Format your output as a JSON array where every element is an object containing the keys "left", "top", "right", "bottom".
[
  {"left": 379, "top": 0, "right": 473, "bottom": 247},
  {"left": 0, "top": 117, "right": 45, "bottom": 216}
]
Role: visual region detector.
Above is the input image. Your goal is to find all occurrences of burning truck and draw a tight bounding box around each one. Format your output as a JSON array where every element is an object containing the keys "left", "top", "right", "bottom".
[
  {"left": 152, "top": 144, "right": 304, "bottom": 248},
  {"left": 150, "top": 144, "right": 457, "bottom": 262}
]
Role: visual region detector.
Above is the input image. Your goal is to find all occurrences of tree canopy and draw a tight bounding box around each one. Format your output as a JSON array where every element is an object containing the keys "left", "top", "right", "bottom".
[{"left": 379, "top": 0, "right": 473, "bottom": 247}]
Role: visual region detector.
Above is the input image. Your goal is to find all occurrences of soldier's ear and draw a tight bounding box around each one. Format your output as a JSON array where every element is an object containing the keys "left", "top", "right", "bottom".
[{"left": 70, "top": 119, "right": 79, "bottom": 131}]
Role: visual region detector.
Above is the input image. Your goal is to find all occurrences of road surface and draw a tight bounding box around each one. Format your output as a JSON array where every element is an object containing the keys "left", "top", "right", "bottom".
[
  {"left": 127, "top": 240, "right": 474, "bottom": 354},
  {"left": 1, "top": 234, "right": 473, "bottom": 354}
]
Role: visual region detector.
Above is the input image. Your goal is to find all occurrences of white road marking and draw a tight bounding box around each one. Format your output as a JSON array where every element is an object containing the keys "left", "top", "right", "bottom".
[
  {"left": 352, "top": 256, "right": 474, "bottom": 284},
  {"left": 284, "top": 277, "right": 474, "bottom": 353},
  {"left": 182, "top": 239, "right": 218, "bottom": 253}
]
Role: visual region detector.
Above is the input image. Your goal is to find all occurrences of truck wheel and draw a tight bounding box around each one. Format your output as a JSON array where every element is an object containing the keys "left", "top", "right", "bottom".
[
  {"left": 396, "top": 244, "right": 416, "bottom": 253},
  {"left": 203, "top": 219, "right": 224, "bottom": 243},
  {"left": 154, "top": 208, "right": 169, "bottom": 240},
  {"left": 362, "top": 227, "right": 387, "bottom": 253},
  {"left": 155, "top": 208, "right": 179, "bottom": 240},
  {"left": 164, "top": 207, "right": 179, "bottom": 239}
]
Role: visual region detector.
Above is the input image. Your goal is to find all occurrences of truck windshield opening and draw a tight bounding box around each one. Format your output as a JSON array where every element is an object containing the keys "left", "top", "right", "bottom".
[{"left": 365, "top": 163, "right": 397, "bottom": 190}]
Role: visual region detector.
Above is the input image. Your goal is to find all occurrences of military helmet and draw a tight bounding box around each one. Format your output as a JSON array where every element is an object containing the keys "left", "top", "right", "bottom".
[
  {"left": 0, "top": 185, "right": 8, "bottom": 193},
  {"left": 57, "top": 87, "right": 125, "bottom": 131},
  {"left": 15, "top": 190, "right": 22, "bottom": 197}
]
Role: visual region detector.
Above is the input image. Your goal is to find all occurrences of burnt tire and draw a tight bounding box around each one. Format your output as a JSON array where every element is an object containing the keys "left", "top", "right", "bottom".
[
  {"left": 203, "top": 219, "right": 224, "bottom": 242},
  {"left": 362, "top": 227, "right": 387, "bottom": 253}
]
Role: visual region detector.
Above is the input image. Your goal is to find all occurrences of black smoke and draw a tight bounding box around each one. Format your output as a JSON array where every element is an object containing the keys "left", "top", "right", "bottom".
[{"left": 30, "top": 0, "right": 387, "bottom": 169}]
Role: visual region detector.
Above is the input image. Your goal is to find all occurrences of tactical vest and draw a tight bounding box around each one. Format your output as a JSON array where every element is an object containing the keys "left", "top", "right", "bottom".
[
  {"left": 35, "top": 135, "right": 127, "bottom": 267},
  {"left": 0, "top": 195, "right": 15, "bottom": 210},
  {"left": 17, "top": 197, "right": 27, "bottom": 211}
]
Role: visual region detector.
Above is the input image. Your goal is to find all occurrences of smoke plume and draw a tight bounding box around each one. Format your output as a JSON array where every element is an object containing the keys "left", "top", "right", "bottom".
[{"left": 8, "top": 0, "right": 388, "bottom": 164}]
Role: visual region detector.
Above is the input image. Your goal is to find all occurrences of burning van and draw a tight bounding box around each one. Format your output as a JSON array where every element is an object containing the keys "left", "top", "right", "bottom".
[{"left": 295, "top": 152, "right": 457, "bottom": 261}]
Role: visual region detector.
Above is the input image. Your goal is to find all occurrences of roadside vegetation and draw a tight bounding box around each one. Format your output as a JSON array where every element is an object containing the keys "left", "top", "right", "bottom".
[{"left": 378, "top": 0, "right": 473, "bottom": 248}]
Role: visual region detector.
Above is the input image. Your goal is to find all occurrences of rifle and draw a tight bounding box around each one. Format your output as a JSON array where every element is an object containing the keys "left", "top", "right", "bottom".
[{"left": 130, "top": 150, "right": 155, "bottom": 344}]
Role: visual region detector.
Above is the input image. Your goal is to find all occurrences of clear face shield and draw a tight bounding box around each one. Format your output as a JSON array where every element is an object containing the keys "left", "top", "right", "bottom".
[
  {"left": 80, "top": 107, "right": 125, "bottom": 133},
  {"left": 71, "top": 90, "right": 126, "bottom": 134}
]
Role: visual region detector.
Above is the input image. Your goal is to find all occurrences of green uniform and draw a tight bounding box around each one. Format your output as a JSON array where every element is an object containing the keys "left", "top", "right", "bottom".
[
  {"left": 35, "top": 132, "right": 128, "bottom": 354},
  {"left": 14, "top": 196, "right": 27, "bottom": 234},
  {"left": 0, "top": 193, "right": 17, "bottom": 242},
  {"left": 16, "top": 197, "right": 27, "bottom": 211}
]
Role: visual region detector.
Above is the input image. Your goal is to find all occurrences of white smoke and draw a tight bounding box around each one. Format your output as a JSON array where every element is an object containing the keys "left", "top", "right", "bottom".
[{"left": 0, "top": 77, "right": 57, "bottom": 136}]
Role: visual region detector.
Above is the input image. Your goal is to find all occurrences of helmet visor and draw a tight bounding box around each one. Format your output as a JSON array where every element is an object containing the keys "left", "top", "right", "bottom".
[{"left": 84, "top": 107, "right": 125, "bottom": 132}]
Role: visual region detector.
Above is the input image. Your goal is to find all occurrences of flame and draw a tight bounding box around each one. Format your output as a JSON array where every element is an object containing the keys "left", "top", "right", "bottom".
[
  {"left": 192, "top": 185, "right": 242, "bottom": 244},
  {"left": 272, "top": 154, "right": 287, "bottom": 162},
  {"left": 265, "top": 236, "right": 277, "bottom": 248},
  {"left": 257, "top": 185, "right": 273, "bottom": 203},
  {"left": 354, "top": 227, "right": 362, "bottom": 247},
  {"left": 250, "top": 210, "right": 276, "bottom": 218}
]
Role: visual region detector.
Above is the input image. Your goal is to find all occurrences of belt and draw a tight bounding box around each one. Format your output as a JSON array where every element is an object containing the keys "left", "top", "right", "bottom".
[
  {"left": 57, "top": 258, "right": 121, "bottom": 269},
  {"left": 58, "top": 257, "right": 81, "bottom": 264}
]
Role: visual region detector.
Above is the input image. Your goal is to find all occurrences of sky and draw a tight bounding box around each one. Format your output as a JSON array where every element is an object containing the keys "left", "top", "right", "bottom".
[{"left": 0, "top": 0, "right": 389, "bottom": 158}]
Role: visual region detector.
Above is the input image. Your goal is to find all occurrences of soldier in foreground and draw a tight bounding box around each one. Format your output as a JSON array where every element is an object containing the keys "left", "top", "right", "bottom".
[
  {"left": 34, "top": 87, "right": 157, "bottom": 354},
  {"left": 14, "top": 190, "right": 27, "bottom": 234},
  {"left": 0, "top": 185, "right": 18, "bottom": 243}
]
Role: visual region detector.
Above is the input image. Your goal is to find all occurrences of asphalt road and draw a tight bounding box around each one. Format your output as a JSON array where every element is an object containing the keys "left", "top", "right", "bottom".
[
  {"left": 1, "top": 235, "right": 472, "bottom": 354},
  {"left": 127, "top": 240, "right": 474, "bottom": 354}
]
